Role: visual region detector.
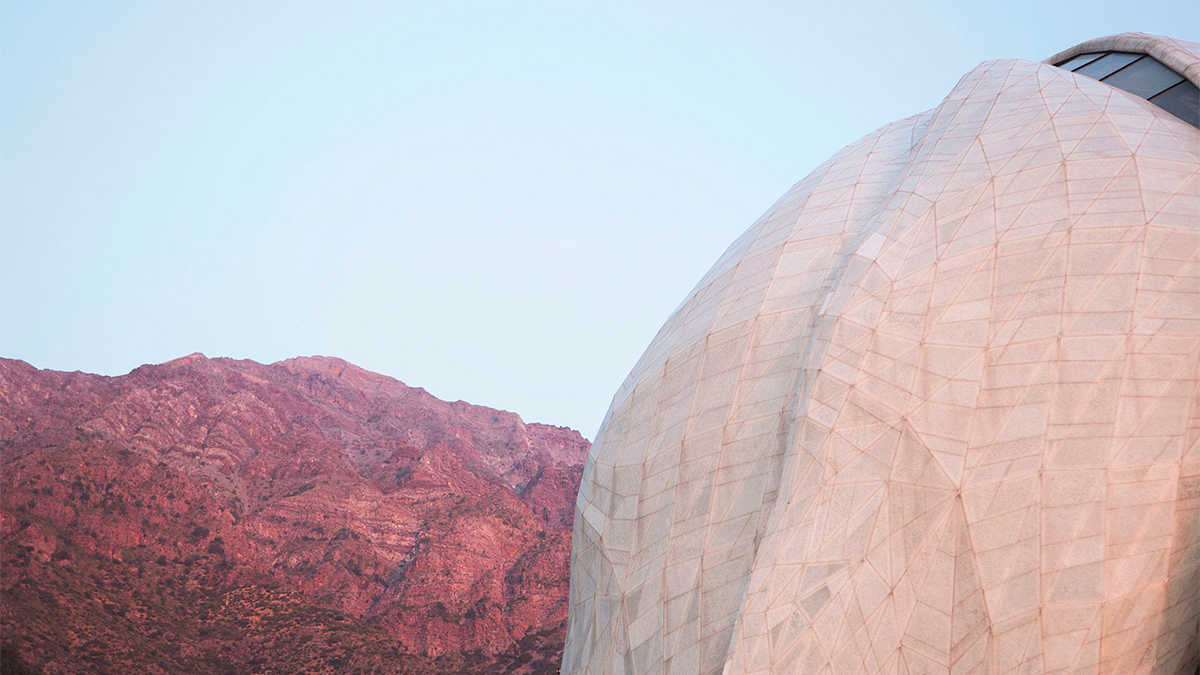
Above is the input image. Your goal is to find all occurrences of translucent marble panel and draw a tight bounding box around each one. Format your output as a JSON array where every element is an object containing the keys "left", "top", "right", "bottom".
[{"left": 565, "top": 32, "right": 1200, "bottom": 675}]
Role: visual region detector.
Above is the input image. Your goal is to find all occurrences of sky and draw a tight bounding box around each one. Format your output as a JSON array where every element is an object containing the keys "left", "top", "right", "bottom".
[{"left": 2, "top": 1, "right": 1197, "bottom": 437}]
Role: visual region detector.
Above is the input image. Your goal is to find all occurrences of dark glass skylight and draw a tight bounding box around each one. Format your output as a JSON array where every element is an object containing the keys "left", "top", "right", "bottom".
[
  {"left": 1150, "top": 81, "right": 1200, "bottom": 128},
  {"left": 1055, "top": 50, "right": 1199, "bottom": 128},
  {"left": 1055, "top": 52, "right": 1104, "bottom": 71},
  {"left": 1073, "top": 52, "right": 1143, "bottom": 80}
]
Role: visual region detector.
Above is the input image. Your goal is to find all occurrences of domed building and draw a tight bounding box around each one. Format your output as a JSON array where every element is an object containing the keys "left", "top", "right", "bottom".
[{"left": 563, "top": 33, "right": 1199, "bottom": 674}]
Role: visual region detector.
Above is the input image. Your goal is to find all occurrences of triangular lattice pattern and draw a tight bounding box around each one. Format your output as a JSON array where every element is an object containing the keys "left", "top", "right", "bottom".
[{"left": 564, "top": 35, "right": 1200, "bottom": 675}]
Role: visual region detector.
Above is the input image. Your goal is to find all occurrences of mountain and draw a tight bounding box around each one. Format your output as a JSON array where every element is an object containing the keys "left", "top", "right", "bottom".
[{"left": 0, "top": 354, "right": 589, "bottom": 674}]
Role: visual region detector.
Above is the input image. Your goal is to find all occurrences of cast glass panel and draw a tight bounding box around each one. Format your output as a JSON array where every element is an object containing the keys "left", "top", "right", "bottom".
[
  {"left": 1056, "top": 52, "right": 1104, "bottom": 71},
  {"left": 1074, "top": 52, "right": 1143, "bottom": 80},
  {"left": 1149, "top": 80, "right": 1200, "bottom": 127},
  {"left": 1054, "top": 49, "right": 1199, "bottom": 128},
  {"left": 1101, "top": 56, "right": 1185, "bottom": 98}
]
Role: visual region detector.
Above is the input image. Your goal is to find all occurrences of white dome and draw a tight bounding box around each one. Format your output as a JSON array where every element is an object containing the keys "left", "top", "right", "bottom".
[{"left": 564, "top": 34, "right": 1200, "bottom": 675}]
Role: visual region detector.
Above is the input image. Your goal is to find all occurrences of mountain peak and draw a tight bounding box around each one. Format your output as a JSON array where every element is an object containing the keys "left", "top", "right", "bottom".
[{"left": 1, "top": 355, "right": 589, "bottom": 673}]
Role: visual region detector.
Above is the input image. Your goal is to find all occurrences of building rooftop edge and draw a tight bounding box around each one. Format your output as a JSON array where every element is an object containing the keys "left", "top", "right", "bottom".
[{"left": 1044, "top": 32, "right": 1200, "bottom": 88}]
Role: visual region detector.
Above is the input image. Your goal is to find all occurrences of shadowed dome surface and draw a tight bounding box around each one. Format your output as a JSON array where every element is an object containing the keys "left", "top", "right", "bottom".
[{"left": 564, "top": 33, "right": 1200, "bottom": 675}]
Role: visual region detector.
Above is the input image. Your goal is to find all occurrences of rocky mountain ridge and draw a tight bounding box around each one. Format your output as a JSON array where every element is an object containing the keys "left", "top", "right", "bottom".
[{"left": 0, "top": 354, "right": 589, "bottom": 674}]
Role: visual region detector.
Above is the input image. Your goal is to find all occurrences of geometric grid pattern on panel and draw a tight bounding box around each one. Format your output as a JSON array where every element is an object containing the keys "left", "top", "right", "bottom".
[{"left": 563, "top": 33, "right": 1200, "bottom": 675}]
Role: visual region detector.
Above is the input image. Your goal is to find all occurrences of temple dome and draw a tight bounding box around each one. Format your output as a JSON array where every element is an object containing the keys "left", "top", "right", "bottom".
[{"left": 564, "top": 34, "right": 1200, "bottom": 675}]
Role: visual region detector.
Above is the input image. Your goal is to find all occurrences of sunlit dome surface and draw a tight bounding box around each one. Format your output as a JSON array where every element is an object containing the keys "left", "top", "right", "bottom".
[{"left": 564, "top": 32, "right": 1200, "bottom": 675}]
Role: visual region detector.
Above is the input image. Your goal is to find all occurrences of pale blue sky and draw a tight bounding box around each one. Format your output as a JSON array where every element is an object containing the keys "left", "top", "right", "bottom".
[{"left": 2, "top": 1, "right": 1196, "bottom": 437}]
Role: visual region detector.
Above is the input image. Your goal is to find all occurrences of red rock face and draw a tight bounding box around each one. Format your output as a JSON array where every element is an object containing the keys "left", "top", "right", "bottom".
[{"left": 0, "top": 355, "right": 588, "bottom": 674}]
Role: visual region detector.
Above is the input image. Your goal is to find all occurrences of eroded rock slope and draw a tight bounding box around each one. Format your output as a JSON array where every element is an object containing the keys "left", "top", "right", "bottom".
[{"left": 1, "top": 354, "right": 588, "bottom": 674}]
